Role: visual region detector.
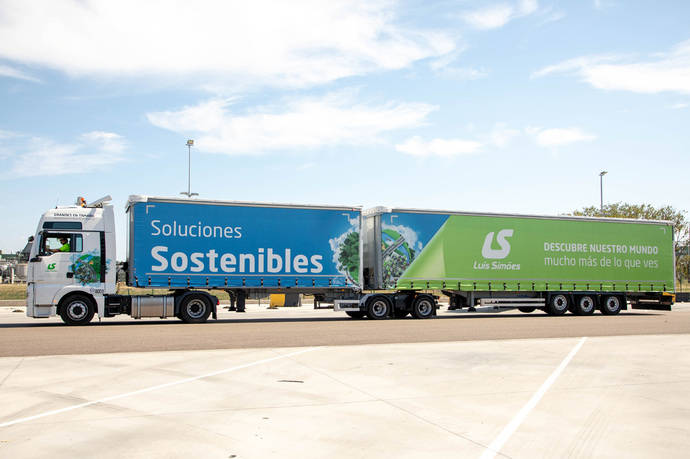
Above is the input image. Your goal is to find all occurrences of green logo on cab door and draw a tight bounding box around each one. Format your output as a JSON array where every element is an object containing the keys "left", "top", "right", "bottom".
[{"left": 46, "top": 263, "right": 56, "bottom": 271}]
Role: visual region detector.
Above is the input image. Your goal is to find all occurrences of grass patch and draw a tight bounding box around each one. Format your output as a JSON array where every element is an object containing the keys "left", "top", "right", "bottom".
[{"left": 0, "top": 284, "right": 27, "bottom": 300}]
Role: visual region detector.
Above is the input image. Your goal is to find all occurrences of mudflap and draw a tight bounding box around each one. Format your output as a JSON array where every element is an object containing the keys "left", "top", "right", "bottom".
[
  {"left": 630, "top": 292, "right": 674, "bottom": 312},
  {"left": 631, "top": 303, "right": 672, "bottom": 312}
]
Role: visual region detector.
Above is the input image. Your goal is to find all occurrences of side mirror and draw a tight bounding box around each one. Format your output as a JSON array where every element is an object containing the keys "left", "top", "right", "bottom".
[{"left": 28, "top": 236, "right": 34, "bottom": 242}]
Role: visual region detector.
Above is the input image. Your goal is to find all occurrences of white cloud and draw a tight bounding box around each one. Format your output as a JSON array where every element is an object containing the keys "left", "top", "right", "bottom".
[
  {"left": 296, "top": 162, "right": 315, "bottom": 171},
  {"left": 147, "top": 92, "right": 437, "bottom": 154},
  {"left": 519, "top": 0, "right": 539, "bottom": 14},
  {"left": 669, "top": 102, "right": 688, "bottom": 109},
  {"left": 392, "top": 123, "right": 593, "bottom": 156},
  {"left": 0, "top": 64, "right": 40, "bottom": 82},
  {"left": 3, "top": 132, "right": 126, "bottom": 178},
  {"left": 79, "top": 131, "right": 126, "bottom": 153},
  {"left": 490, "top": 123, "right": 521, "bottom": 147},
  {"left": 395, "top": 136, "right": 482, "bottom": 157},
  {"left": 594, "top": 0, "right": 616, "bottom": 10},
  {"left": 463, "top": 0, "right": 539, "bottom": 30},
  {"left": 393, "top": 123, "right": 594, "bottom": 157},
  {"left": 429, "top": 50, "right": 488, "bottom": 80},
  {"left": 0, "top": 129, "right": 20, "bottom": 139},
  {"left": 0, "top": 0, "right": 455, "bottom": 88},
  {"left": 463, "top": 5, "right": 514, "bottom": 30},
  {"left": 533, "top": 40, "right": 690, "bottom": 95},
  {"left": 443, "top": 67, "right": 488, "bottom": 80},
  {"left": 526, "top": 127, "right": 596, "bottom": 147},
  {"left": 539, "top": 9, "right": 566, "bottom": 25}
]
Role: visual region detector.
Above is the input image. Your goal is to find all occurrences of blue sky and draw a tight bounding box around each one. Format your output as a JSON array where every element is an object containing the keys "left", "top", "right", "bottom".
[{"left": 1, "top": 0, "right": 689, "bottom": 260}]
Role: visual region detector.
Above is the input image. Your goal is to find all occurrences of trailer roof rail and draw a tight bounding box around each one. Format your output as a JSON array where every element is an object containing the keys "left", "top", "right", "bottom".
[{"left": 363, "top": 206, "right": 672, "bottom": 225}]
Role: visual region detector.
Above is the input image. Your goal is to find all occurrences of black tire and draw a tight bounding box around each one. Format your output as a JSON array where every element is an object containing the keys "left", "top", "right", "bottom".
[
  {"left": 346, "top": 311, "right": 366, "bottom": 319},
  {"left": 518, "top": 307, "right": 536, "bottom": 313},
  {"left": 59, "top": 294, "right": 95, "bottom": 326},
  {"left": 601, "top": 295, "right": 622, "bottom": 315},
  {"left": 179, "top": 293, "right": 212, "bottom": 323},
  {"left": 574, "top": 295, "right": 596, "bottom": 315},
  {"left": 547, "top": 294, "right": 569, "bottom": 315},
  {"left": 412, "top": 296, "right": 435, "bottom": 319},
  {"left": 366, "top": 297, "right": 391, "bottom": 320},
  {"left": 393, "top": 309, "right": 409, "bottom": 319}
]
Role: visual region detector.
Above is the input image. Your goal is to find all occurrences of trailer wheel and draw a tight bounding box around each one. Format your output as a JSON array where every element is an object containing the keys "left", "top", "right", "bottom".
[
  {"left": 547, "top": 294, "right": 569, "bottom": 315},
  {"left": 601, "top": 295, "right": 622, "bottom": 315},
  {"left": 366, "top": 297, "right": 390, "bottom": 320},
  {"left": 412, "top": 296, "right": 435, "bottom": 319},
  {"left": 179, "top": 293, "right": 212, "bottom": 323},
  {"left": 574, "top": 295, "right": 596, "bottom": 315},
  {"left": 59, "top": 294, "right": 95, "bottom": 326},
  {"left": 346, "top": 311, "right": 366, "bottom": 319},
  {"left": 518, "top": 307, "right": 536, "bottom": 313}
]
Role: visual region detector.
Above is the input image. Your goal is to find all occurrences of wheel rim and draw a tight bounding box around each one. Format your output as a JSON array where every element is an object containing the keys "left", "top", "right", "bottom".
[
  {"left": 416, "top": 299, "right": 433, "bottom": 316},
  {"left": 187, "top": 298, "right": 207, "bottom": 319},
  {"left": 579, "top": 296, "right": 594, "bottom": 313},
  {"left": 371, "top": 300, "right": 388, "bottom": 317},
  {"left": 67, "top": 300, "right": 88, "bottom": 320},
  {"left": 605, "top": 296, "right": 620, "bottom": 312},
  {"left": 552, "top": 294, "right": 568, "bottom": 312}
]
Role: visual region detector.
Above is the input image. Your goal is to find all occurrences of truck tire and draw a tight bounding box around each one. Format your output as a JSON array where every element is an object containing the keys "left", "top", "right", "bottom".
[
  {"left": 59, "top": 294, "right": 95, "bottom": 326},
  {"left": 346, "top": 311, "right": 366, "bottom": 319},
  {"left": 518, "top": 307, "right": 536, "bottom": 313},
  {"left": 573, "top": 295, "right": 596, "bottom": 315},
  {"left": 179, "top": 293, "right": 212, "bottom": 323},
  {"left": 412, "top": 296, "right": 435, "bottom": 319},
  {"left": 547, "top": 294, "right": 569, "bottom": 315},
  {"left": 366, "top": 297, "right": 390, "bottom": 320},
  {"left": 601, "top": 295, "right": 622, "bottom": 315}
]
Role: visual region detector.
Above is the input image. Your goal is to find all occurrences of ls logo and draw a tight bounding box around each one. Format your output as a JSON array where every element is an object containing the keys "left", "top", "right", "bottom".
[
  {"left": 481, "top": 229, "right": 514, "bottom": 259},
  {"left": 46, "top": 263, "right": 56, "bottom": 271}
]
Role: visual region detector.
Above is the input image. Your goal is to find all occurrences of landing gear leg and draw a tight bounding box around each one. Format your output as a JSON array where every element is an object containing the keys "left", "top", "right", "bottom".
[
  {"left": 226, "top": 290, "right": 237, "bottom": 311},
  {"left": 236, "top": 290, "right": 246, "bottom": 313}
]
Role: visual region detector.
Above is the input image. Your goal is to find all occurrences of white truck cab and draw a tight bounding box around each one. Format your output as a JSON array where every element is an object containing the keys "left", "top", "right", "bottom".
[
  {"left": 26, "top": 196, "right": 117, "bottom": 323},
  {"left": 26, "top": 196, "right": 218, "bottom": 325}
]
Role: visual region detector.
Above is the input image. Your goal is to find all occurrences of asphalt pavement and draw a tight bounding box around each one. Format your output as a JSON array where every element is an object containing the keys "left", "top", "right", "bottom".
[{"left": 0, "top": 303, "right": 689, "bottom": 357}]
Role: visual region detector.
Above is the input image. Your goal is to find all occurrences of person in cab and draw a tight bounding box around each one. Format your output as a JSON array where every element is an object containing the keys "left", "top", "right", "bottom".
[{"left": 50, "top": 237, "right": 70, "bottom": 253}]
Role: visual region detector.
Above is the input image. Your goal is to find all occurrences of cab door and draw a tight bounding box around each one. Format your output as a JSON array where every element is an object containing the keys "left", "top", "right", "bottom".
[
  {"left": 31, "top": 232, "right": 82, "bottom": 306},
  {"left": 70, "top": 231, "right": 103, "bottom": 287}
]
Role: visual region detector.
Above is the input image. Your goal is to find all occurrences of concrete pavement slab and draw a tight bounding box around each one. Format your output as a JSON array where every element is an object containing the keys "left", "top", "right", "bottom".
[{"left": 1, "top": 335, "right": 689, "bottom": 458}]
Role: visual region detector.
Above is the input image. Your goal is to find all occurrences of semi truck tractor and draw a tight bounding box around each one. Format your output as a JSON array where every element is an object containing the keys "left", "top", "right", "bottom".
[{"left": 24, "top": 196, "right": 674, "bottom": 325}]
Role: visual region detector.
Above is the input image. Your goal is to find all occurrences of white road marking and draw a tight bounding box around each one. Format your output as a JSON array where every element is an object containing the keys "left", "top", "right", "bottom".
[
  {"left": 0, "top": 347, "right": 318, "bottom": 429},
  {"left": 480, "top": 337, "right": 587, "bottom": 459}
]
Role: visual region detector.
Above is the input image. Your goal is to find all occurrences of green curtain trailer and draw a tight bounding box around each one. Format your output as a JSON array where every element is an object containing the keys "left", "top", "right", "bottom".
[{"left": 360, "top": 207, "right": 675, "bottom": 316}]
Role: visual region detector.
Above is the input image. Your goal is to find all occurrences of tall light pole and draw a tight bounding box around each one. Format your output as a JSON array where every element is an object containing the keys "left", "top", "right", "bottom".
[
  {"left": 181, "top": 139, "right": 198, "bottom": 198},
  {"left": 599, "top": 170, "right": 608, "bottom": 211}
]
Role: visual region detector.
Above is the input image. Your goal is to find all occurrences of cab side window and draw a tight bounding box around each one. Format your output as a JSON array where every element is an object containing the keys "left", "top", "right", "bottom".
[{"left": 42, "top": 233, "right": 83, "bottom": 254}]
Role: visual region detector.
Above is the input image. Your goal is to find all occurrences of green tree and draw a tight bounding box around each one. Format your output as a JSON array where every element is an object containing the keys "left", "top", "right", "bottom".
[
  {"left": 572, "top": 203, "right": 689, "bottom": 285},
  {"left": 338, "top": 232, "right": 360, "bottom": 283}
]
